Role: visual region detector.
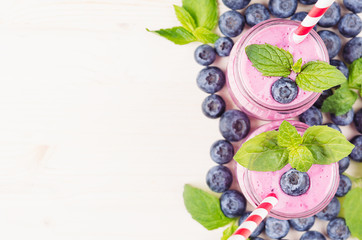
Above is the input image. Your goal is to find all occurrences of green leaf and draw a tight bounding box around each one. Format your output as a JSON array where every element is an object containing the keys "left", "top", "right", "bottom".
[
  {"left": 146, "top": 27, "right": 196, "bottom": 45},
  {"left": 277, "top": 120, "right": 302, "bottom": 148},
  {"left": 221, "top": 221, "right": 238, "bottom": 240},
  {"left": 193, "top": 27, "right": 219, "bottom": 44},
  {"left": 348, "top": 58, "right": 362, "bottom": 89},
  {"left": 173, "top": 5, "right": 196, "bottom": 32},
  {"left": 245, "top": 44, "right": 293, "bottom": 77},
  {"left": 234, "top": 131, "right": 289, "bottom": 172},
  {"left": 321, "top": 85, "right": 358, "bottom": 116},
  {"left": 182, "top": 0, "right": 218, "bottom": 30},
  {"left": 183, "top": 184, "right": 232, "bottom": 230},
  {"left": 292, "top": 58, "right": 303, "bottom": 73},
  {"left": 289, "top": 146, "right": 314, "bottom": 172},
  {"left": 296, "top": 61, "right": 347, "bottom": 92},
  {"left": 343, "top": 188, "right": 362, "bottom": 240}
]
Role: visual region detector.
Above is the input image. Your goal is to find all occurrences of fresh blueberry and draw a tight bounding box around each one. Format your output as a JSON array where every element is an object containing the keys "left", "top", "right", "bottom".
[
  {"left": 222, "top": 0, "right": 251, "bottom": 10},
  {"left": 299, "top": 106, "right": 323, "bottom": 126},
  {"left": 210, "top": 140, "right": 234, "bottom": 164},
  {"left": 313, "top": 89, "right": 333, "bottom": 108},
  {"left": 245, "top": 4, "right": 270, "bottom": 27},
  {"left": 298, "top": 0, "right": 317, "bottom": 5},
  {"left": 317, "top": 2, "right": 341, "bottom": 27},
  {"left": 291, "top": 12, "right": 317, "bottom": 31},
  {"left": 316, "top": 197, "right": 340, "bottom": 221},
  {"left": 194, "top": 44, "right": 216, "bottom": 66},
  {"left": 268, "top": 0, "right": 297, "bottom": 18},
  {"left": 350, "top": 135, "right": 362, "bottom": 162},
  {"left": 318, "top": 30, "right": 341, "bottom": 59},
  {"left": 324, "top": 123, "right": 342, "bottom": 133},
  {"left": 202, "top": 94, "right": 226, "bottom": 119},
  {"left": 220, "top": 190, "right": 246, "bottom": 218},
  {"left": 197, "top": 67, "right": 225, "bottom": 94},
  {"left": 300, "top": 231, "right": 326, "bottom": 240},
  {"left": 354, "top": 109, "right": 362, "bottom": 134},
  {"left": 271, "top": 77, "right": 298, "bottom": 104},
  {"left": 330, "top": 59, "right": 349, "bottom": 78},
  {"left": 219, "top": 11, "right": 245, "bottom": 38},
  {"left": 344, "top": 0, "right": 362, "bottom": 13},
  {"left": 214, "top": 37, "right": 234, "bottom": 57},
  {"left": 206, "top": 165, "right": 233, "bottom": 193},
  {"left": 343, "top": 37, "right": 362, "bottom": 64},
  {"left": 338, "top": 13, "right": 362, "bottom": 38},
  {"left": 338, "top": 157, "right": 350, "bottom": 173},
  {"left": 265, "top": 217, "right": 290, "bottom": 239},
  {"left": 335, "top": 175, "right": 352, "bottom": 197},
  {"left": 280, "top": 169, "right": 310, "bottom": 196},
  {"left": 238, "top": 211, "right": 265, "bottom": 237},
  {"left": 252, "top": 238, "right": 264, "bottom": 240},
  {"left": 331, "top": 108, "right": 354, "bottom": 126},
  {"left": 327, "top": 218, "right": 350, "bottom": 240},
  {"left": 219, "top": 110, "right": 250, "bottom": 142},
  {"left": 289, "top": 216, "right": 315, "bottom": 231}
]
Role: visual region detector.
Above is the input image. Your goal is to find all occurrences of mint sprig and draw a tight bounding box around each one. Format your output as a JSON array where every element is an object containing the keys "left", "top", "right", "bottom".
[{"left": 221, "top": 220, "right": 238, "bottom": 240}]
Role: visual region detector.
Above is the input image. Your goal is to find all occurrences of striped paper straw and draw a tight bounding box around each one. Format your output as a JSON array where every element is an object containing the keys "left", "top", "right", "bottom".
[
  {"left": 292, "top": 0, "right": 335, "bottom": 44},
  {"left": 228, "top": 193, "right": 278, "bottom": 240}
]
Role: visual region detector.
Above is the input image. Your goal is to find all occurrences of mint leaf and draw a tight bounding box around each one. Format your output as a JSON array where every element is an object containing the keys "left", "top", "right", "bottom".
[
  {"left": 221, "top": 220, "right": 238, "bottom": 240},
  {"left": 289, "top": 146, "right": 314, "bottom": 172},
  {"left": 147, "top": 27, "right": 196, "bottom": 45},
  {"left": 321, "top": 85, "right": 358, "bottom": 116},
  {"left": 182, "top": 0, "right": 218, "bottom": 30},
  {"left": 173, "top": 5, "right": 196, "bottom": 32},
  {"left": 292, "top": 58, "right": 302, "bottom": 73},
  {"left": 193, "top": 27, "right": 219, "bottom": 44},
  {"left": 245, "top": 44, "right": 293, "bottom": 77},
  {"left": 343, "top": 187, "right": 362, "bottom": 240},
  {"left": 348, "top": 58, "right": 362, "bottom": 89},
  {"left": 277, "top": 121, "right": 302, "bottom": 148},
  {"left": 296, "top": 61, "right": 347, "bottom": 92},
  {"left": 234, "top": 131, "right": 289, "bottom": 172},
  {"left": 183, "top": 184, "right": 232, "bottom": 230}
]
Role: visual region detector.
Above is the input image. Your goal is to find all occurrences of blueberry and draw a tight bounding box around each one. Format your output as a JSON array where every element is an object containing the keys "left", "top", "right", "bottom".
[
  {"left": 202, "top": 94, "right": 226, "bottom": 119},
  {"left": 194, "top": 44, "right": 216, "bottom": 66},
  {"left": 298, "top": 0, "right": 317, "bottom": 5},
  {"left": 265, "top": 217, "right": 290, "bottom": 239},
  {"left": 222, "top": 0, "right": 251, "bottom": 10},
  {"left": 317, "top": 2, "right": 341, "bottom": 27},
  {"left": 331, "top": 108, "right": 354, "bottom": 126},
  {"left": 214, "top": 37, "right": 234, "bottom": 57},
  {"left": 206, "top": 165, "right": 233, "bottom": 193},
  {"left": 299, "top": 106, "right": 323, "bottom": 126},
  {"left": 210, "top": 140, "right": 234, "bottom": 164},
  {"left": 343, "top": 37, "right": 362, "bottom": 64},
  {"left": 238, "top": 211, "right": 265, "bottom": 237},
  {"left": 354, "top": 109, "right": 362, "bottom": 133},
  {"left": 324, "top": 123, "right": 342, "bottom": 133},
  {"left": 245, "top": 4, "right": 270, "bottom": 27},
  {"left": 350, "top": 135, "right": 362, "bottom": 162},
  {"left": 327, "top": 218, "right": 350, "bottom": 240},
  {"left": 344, "top": 0, "right": 362, "bottom": 13},
  {"left": 219, "top": 11, "right": 245, "bottom": 38},
  {"left": 338, "top": 157, "right": 350, "bottom": 173},
  {"left": 280, "top": 169, "right": 310, "bottom": 196},
  {"left": 316, "top": 197, "right": 340, "bottom": 221},
  {"left": 271, "top": 77, "right": 298, "bottom": 104},
  {"left": 291, "top": 12, "right": 317, "bottom": 31},
  {"left": 335, "top": 175, "right": 352, "bottom": 197},
  {"left": 219, "top": 110, "right": 250, "bottom": 142},
  {"left": 252, "top": 238, "right": 264, "bottom": 240},
  {"left": 314, "top": 89, "right": 333, "bottom": 109},
  {"left": 318, "top": 30, "right": 341, "bottom": 59},
  {"left": 220, "top": 190, "right": 246, "bottom": 218},
  {"left": 289, "top": 216, "right": 315, "bottom": 231},
  {"left": 197, "top": 67, "right": 225, "bottom": 94},
  {"left": 330, "top": 59, "right": 349, "bottom": 78},
  {"left": 300, "top": 231, "right": 326, "bottom": 240},
  {"left": 338, "top": 13, "right": 362, "bottom": 38},
  {"left": 268, "top": 0, "right": 297, "bottom": 18}
]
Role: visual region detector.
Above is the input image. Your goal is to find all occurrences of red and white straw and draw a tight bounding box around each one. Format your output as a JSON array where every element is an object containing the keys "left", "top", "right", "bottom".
[
  {"left": 292, "top": 0, "right": 335, "bottom": 44},
  {"left": 228, "top": 193, "right": 278, "bottom": 240}
]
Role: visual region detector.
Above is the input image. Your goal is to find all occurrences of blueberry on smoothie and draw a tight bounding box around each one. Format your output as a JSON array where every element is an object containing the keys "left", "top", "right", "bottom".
[
  {"left": 206, "top": 165, "right": 233, "bottom": 193},
  {"left": 330, "top": 59, "right": 349, "bottom": 78},
  {"left": 317, "top": 2, "right": 341, "bottom": 27},
  {"left": 219, "top": 110, "right": 250, "bottom": 142},
  {"left": 343, "top": 0, "right": 362, "bottom": 13},
  {"left": 268, "top": 0, "right": 297, "bottom": 18},
  {"left": 338, "top": 157, "right": 350, "bottom": 173},
  {"left": 300, "top": 231, "right": 326, "bottom": 240},
  {"left": 354, "top": 109, "right": 362, "bottom": 134},
  {"left": 245, "top": 4, "right": 270, "bottom": 27},
  {"left": 299, "top": 106, "right": 323, "bottom": 126},
  {"left": 197, "top": 67, "right": 225, "bottom": 94},
  {"left": 220, "top": 190, "right": 246, "bottom": 218},
  {"left": 314, "top": 89, "right": 333, "bottom": 109},
  {"left": 280, "top": 169, "right": 310, "bottom": 196},
  {"left": 331, "top": 109, "right": 354, "bottom": 126},
  {"left": 298, "top": 0, "right": 317, "bottom": 5},
  {"left": 291, "top": 12, "right": 317, "bottom": 31},
  {"left": 194, "top": 44, "right": 216, "bottom": 66},
  {"left": 338, "top": 13, "right": 362, "bottom": 38},
  {"left": 222, "top": 0, "right": 251, "bottom": 10},
  {"left": 214, "top": 37, "right": 234, "bottom": 57},
  {"left": 315, "top": 197, "right": 340, "bottom": 221},
  {"left": 210, "top": 139, "right": 234, "bottom": 164},
  {"left": 335, "top": 175, "right": 352, "bottom": 197},
  {"left": 343, "top": 37, "right": 362, "bottom": 64},
  {"left": 318, "top": 30, "right": 341, "bottom": 59},
  {"left": 271, "top": 77, "right": 298, "bottom": 104},
  {"left": 202, "top": 94, "right": 226, "bottom": 119},
  {"left": 327, "top": 218, "right": 350, "bottom": 240},
  {"left": 324, "top": 123, "right": 342, "bottom": 133},
  {"left": 238, "top": 211, "right": 265, "bottom": 237},
  {"left": 265, "top": 217, "right": 290, "bottom": 239},
  {"left": 219, "top": 11, "right": 245, "bottom": 38},
  {"left": 350, "top": 135, "right": 362, "bottom": 162},
  {"left": 289, "top": 216, "right": 315, "bottom": 231}
]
